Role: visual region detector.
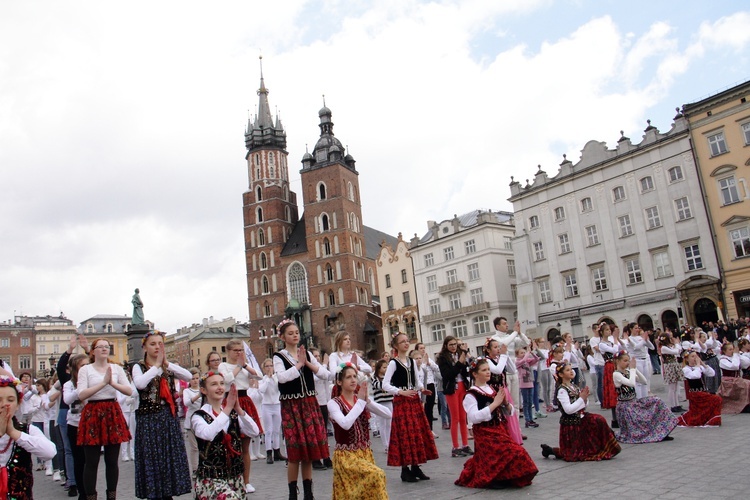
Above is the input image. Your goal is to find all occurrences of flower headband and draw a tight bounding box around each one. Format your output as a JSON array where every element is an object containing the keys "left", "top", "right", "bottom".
[
  {"left": 469, "top": 356, "right": 486, "bottom": 371},
  {"left": 200, "top": 371, "right": 224, "bottom": 384},
  {"left": 278, "top": 318, "right": 295, "bottom": 331},
  {"left": 335, "top": 362, "right": 357, "bottom": 375},
  {"left": 483, "top": 337, "right": 495, "bottom": 349},
  {"left": 0, "top": 376, "right": 20, "bottom": 389},
  {"left": 141, "top": 330, "right": 165, "bottom": 346}
]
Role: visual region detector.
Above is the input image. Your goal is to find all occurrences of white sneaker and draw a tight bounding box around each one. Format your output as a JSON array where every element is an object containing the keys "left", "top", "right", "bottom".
[
  {"left": 249, "top": 454, "right": 258, "bottom": 461},
  {"left": 255, "top": 453, "right": 265, "bottom": 460},
  {"left": 45, "top": 467, "right": 53, "bottom": 476},
  {"left": 52, "top": 470, "right": 62, "bottom": 482},
  {"left": 245, "top": 483, "right": 256, "bottom": 493}
]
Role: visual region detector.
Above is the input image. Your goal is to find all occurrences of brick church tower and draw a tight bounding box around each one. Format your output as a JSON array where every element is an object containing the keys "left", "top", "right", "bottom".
[
  {"left": 299, "top": 103, "right": 376, "bottom": 351},
  {"left": 242, "top": 65, "right": 298, "bottom": 336}
]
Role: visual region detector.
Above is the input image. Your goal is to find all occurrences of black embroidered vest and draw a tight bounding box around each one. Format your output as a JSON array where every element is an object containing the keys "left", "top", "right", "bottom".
[
  {"left": 136, "top": 361, "right": 176, "bottom": 414},
  {"left": 4, "top": 420, "right": 33, "bottom": 500},
  {"left": 467, "top": 387, "right": 505, "bottom": 426},
  {"left": 615, "top": 372, "right": 636, "bottom": 402},
  {"left": 686, "top": 376, "right": 707, "bottom": 393},
  {"left": 274, "top": 352, "right": 317, "bottom": 400},
  {"left": 194, "top": 409, "right": 243, "bottom": 480},
  {"left": 558, "top": 385, "right": 583, "bottom": 426},
  {"left": 389, "top": 358, "right": 417, "bottom": 391},
  {"left": 487, "top": 358, "right": 506, "bottom": 392}
]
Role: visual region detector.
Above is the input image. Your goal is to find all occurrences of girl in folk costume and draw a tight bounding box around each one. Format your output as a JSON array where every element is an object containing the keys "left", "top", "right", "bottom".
[
  {"left": 621, "top": 323, "right": 654, "bottom": 399},
  {"left": 482, "top": 339, "right": 523, "bottom": 444},
  {"left": 132, "top": 331, "right": 192, "bottom": 500},
  {"left": 62, "top": 354, "right": 89, "bottom": 500},
  {"left": 183, "top": 367, "right": 203, "bottom": 474},
  {"left": 658, "top": 331, "right": 685, "bottom": 412},
  {"left": 612, "top": 351, "right": 677, "bottom": 443},
  {"left": 369, "top": 360, "right": 393, "bottom": 453},
  {"left": 455, "top": 359, "right": 538, "bottom": 489},
  {"left": 696, "top": 330, "right": 722, "bottom": 393},
  {"left": 596, "top": 323, "right": 622, "bottom": 427},
  {"left": 718, "top": 343, "right": 750, "bottom": 414},
  {"left": 327, "top": 363, "right": 390, "bottom": 500},
  {"left": 738, "top": 338, "right": 750, "bottom": 379},
  {"left": 678, "top": 350, "right": 722, "bottom": 427},
  {"left": 436, "top": 336, "right": 471, "bottom": 458},
  {"left": 77, "top": 339, "right": 132, "bottom": 500},
  {"left": 192, "top": 372, "right": 260, "bottom": 500},
  {"left": 0, "top": 377, "right": 56, "bottom": 500},
  {"left": 540, "top": 363, "right": 621, "bottom": 462},
  {"left": 258, "top": 358, "right": 286, "bottom": 464},
  {"left": 328, "top": 332, "right": 372, "bottom": 397},
  {"left": 272, "top": 320, "right": 330, "bottom": 500},
  {"left": 383, "top": 333, "right": 438, "bottom": 483},
  {"left": 218, "top": 340, "right": 263, "bottom": 494}
]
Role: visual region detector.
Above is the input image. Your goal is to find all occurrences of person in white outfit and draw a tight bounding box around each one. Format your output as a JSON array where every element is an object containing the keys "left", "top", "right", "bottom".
[
  {"left": 491, "top": 318, "right": 530, "bottom": 410},
  {"left": 182, "top": 367, "right": 202, "bottom": 474},
  {"left": 623, "top": 323, "right": 654, "bottom": 399},
  {"left": 117, "top": 370, "right": 138, "bottom": 462},
  {"left": 258, "top": 358, "right": 286, "bottom": 464}
]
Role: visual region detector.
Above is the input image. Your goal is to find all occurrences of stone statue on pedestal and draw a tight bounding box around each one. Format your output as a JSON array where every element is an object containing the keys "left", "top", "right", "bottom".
[{"left": 132, "top": 288, "right": 145, "bottom": 325}]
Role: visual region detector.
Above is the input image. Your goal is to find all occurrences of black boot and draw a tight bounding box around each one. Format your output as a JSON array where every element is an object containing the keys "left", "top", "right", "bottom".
[
  {"left": 106, "top": 491, "right": 116, "bottom": 500},
  {"left": 266, "top": 450, "right": 274, "bottom": 464},
  {"left": 611, "top": 420, "right": 619, "bottom": 429},
  {"left": 400, "top": 466, "right": 418, "bottom": 482},
  {"left": 323, "top": 457, "right": 332, "bottom": 468},
  {"left": 541, "top": 444, "right": 553, "bottom": 458},
  {"left": 312, "top": 459, "right": 326, "bottom": 470},
  {"left": 288, "top": 481, "right": 298, "bottom": 500},
  {"left": 302, "top": 479, "right": 314, "bottom": 500},
  {"left": 411, "top": 465, "right": 430, "bottom": 480},
  {"left": 274, "top": 448, "right": 287, "bottom": 461}
]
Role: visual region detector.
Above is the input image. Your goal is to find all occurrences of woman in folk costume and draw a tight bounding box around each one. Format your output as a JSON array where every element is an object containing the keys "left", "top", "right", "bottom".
[
  {"left": 678, "top": 350, "right": 722, "bottom": 427},
  {"left": 192, "top": 372, "right": 260, "bottom": 500},
  {"left": 612, "top": 351, "right": 677, "bottom": 443},
  {"left": 540, "top": 363, "right": 621, "bottom": 462},
  {"left": 718, "top": 342, "right": 750, "bottom": 414},
  {"left": 383, "top": 333, "right": 438, "bottom": 483},
  {"left": 132, "top": 331, "right": 192, "bottom": 499},
  {"left": 455, "top": 358, "right": 538, "bottom": 489},
  {"left": 273, "top": 319, "right": 330, "bottom": 500},
  {"left": 482, "top": 338, "right": 523, "bottom": 444},
  {"left": 327, "top": 363, "right": 389, "bottom": 500},
  {"left": 0, "top": 376, "right": 56, "bottom": 499}
]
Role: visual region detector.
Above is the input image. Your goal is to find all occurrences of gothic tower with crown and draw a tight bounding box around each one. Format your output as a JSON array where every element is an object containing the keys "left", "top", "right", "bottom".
[{"left": 242, "top": 66, "right": 298, "bottom": 337}]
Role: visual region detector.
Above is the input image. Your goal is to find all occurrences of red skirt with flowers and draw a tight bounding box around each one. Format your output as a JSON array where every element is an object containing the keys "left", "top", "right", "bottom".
[
  {"left": 455, "top": 422, "right": 537, "bottom": 488},
  {"left": 559, "top": 413, "right": 620, "bottom": 462},
  {"left": 387, "top": 394, "right": 438, "bottom": 467},
  {"left": 281, "top": 396, "right": 329, "bottom": 462},
  {"left": 238, "top": 395, "right": 263, "bottom": 435},
  {"left": 601, "top": 361, "right": 617, "bottom": 409},
  {"left": 677, "top": 391, "right": 722, "bottom": 427},
  {"left": 78, "top": 400, "right": 131, "bottom": 446}
]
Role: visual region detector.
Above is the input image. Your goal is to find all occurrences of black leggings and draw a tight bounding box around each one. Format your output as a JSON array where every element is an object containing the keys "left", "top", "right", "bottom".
[
  {"left": 67, "top": 425, "right": 86, "bottom": 500},
  {"left": 83, "top": 444, "right": 120, "bottom": 494},
  {"left": 424, "top": 383, "right": 436, "bottom": 430}
]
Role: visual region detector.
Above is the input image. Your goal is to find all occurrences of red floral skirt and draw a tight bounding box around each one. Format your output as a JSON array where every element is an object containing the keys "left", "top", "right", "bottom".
[
  {"left": 78, "top": 400, "right": 131, "bottom": 446},
  {"left": 280, "top": 396, "right": 329, "bottom": 463},
  {"left": 387, "top": 394, "right": 438, "bottom": 467},
  {"left": 601, "top": 361, "right": 617, "bottom": 409},
  {"left": 455, "top": 422, "right": 537, "bottom": 488},
  {"left": 238, "top": 395, "right": 263, "bottom": 435},
  {"left": 678, "top": 391, "right": 722, "bottom": 427},
  {"left": 559, "top": 413, "right": 620, "bottom": 462}
]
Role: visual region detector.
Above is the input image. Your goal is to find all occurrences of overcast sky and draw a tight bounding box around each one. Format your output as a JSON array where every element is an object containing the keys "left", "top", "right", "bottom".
[{"left": 2, "top": 1, "right": 749, "bottom": 333}]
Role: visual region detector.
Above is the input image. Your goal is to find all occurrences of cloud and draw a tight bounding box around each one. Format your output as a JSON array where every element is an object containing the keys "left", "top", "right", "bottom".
[{"left": 2, "top": 2, "right": 750, "bottom": 332}]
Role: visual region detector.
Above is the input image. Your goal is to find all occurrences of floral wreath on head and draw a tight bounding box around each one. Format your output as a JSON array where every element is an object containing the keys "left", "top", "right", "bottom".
[
  {"left": 200, "top": 371, "right": 224, "bottom": 384},
  {"left": 141, "top": 330, "right": 165, "bottom": 347},
  {"left": 335, "top": 362, "right": 357, "bottom": 375},
  {"left": 469, "top": 356, "right": 486, "bottom": 372},
  {"left": 0, "top": 376, "right": 20, "bottom": 390},
  {"left": 483, "top": 337, "right": 495, "bottom": 349},
  {"left": 278, "top": 318, "right": 295, "bottom": 331}
]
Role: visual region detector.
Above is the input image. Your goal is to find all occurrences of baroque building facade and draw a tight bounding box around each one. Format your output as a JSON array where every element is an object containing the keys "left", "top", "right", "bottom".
[
  {"left": 408, "top": 210, "right": 517, "bottom": 358},
  {"left": 683, "top": 80, "right": 750, "bottom": 321},
  {"left": 509, "top": 113, "right": 721, "bottom": 340},
  {"left": 375, "top": 233, "right": 422, "bottom": 353},
  {"left": 242, "top": 70, "right": 395, "bottom": 360}
]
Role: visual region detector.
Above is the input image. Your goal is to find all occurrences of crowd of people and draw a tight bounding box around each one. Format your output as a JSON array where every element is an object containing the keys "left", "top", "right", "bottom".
[{"left": 4, "top": 316, "right": 749, "bottom": 499}]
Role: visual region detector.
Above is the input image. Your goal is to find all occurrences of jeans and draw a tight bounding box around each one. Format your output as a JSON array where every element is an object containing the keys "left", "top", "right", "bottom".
[
  {"left": 424, "top": 383, "right": 436, "bottom": 430},
  {"left": 595, "top": 365, "right": 604, "bottom": 404},
  {"left": 521, "top": 387, "right": 534, "bottom": 422},
  {"left": 650, "top": 352, "right": 662, "bottom": 374},
  {"left": 438, "top": 391, "right": 450, "bottom": 426},
  {"left": 57, "top": 409, "right": 75, "bottom": 487},
  {"left": 532, "top": 370, "right": 541, "bottom": 412}
]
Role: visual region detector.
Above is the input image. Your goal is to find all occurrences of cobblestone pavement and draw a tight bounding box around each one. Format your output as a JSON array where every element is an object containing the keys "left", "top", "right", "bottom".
[{"left": 34, "top": 376, "right": 748, "bottom": 499}]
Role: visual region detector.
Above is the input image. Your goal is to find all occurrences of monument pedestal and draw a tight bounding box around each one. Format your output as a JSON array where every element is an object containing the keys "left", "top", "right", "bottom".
[{"left": 126, "top": 324, "right": 150, "bottom": 365}]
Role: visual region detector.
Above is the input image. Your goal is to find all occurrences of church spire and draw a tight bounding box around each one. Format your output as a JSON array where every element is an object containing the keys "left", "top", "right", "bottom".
[{"left": 245, "top": 56, "right": 286, "bottom": 152}]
